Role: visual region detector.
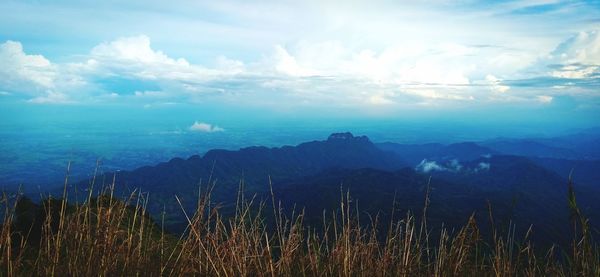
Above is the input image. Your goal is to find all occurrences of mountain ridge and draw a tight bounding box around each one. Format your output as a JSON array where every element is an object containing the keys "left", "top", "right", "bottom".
[{"left": 57, "top": 132, "right": 600, "bottom": 243}]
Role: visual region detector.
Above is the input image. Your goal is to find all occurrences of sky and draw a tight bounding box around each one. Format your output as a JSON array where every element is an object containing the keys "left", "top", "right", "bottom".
[{"left": 1, "top": 0, "right": 600, "bottom": 130}]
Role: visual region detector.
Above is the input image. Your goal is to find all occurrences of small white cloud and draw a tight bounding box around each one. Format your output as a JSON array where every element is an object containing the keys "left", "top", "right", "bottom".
[
  {"left": 416, "top": 159, "right": 467, "bottom": 173},
  {"left": 537, "top": 95, "right": 553, "bottom": 104},
  {"left": 475, "top": 162, "right": 491, "bottom": 172},
  {"left": 416, "top": 159, "right": 446, "bottom": 173},
  {"left": 189, "top": 121, "right": 225, "bottom": 133},
  {"left": 134, "top": 90, "right": 168, "bottom": 98}
]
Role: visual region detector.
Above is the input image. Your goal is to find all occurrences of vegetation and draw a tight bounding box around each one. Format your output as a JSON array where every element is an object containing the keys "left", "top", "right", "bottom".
[{"left": 1, "top": 175, "right": 599, "bottom": 276}]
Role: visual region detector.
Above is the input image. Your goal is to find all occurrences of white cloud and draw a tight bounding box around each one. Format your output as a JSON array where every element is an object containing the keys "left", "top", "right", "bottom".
[
  {"left": 486, "top": 75, "right": 510, "bottom": 93},
  {"left": 0, "top": 40, "right": 86, "bottom": 103},
  {"left": 215, "top": 55, "right": 245, "bottom": 74},
  {"left": 404, "top": 87, "right": 475, "bottom": 101},
  {"left": 91, "top": 35, "right": 188, "bottom": 66},
  {"left": 476, "top": 162, "right": 491, "bottom": 172},
  {"left": 417, "top": 159, "right": 496, "bottom": 174},
  {"left": 537, "top": 95, "right": 553, "bottom": 103},
  {"left": 550, "top": 64, "right": 598, "bottom": 79},
  {"left": 189, "top": 121, "right": 224, "bottom": 133},
  {"left": 368, "top": 94, "right": 394, "bottom": 105},
  {"left": 134, "top": 90, "right": 168, "bottom": 98},
  {"left": 272, "top": 45, "right": 317, "bottom": 77},
  {"left": 449, "top": 159, "right": 463, "bottom": 171},
  {"left": 86, "top": 35, "right": 224, "bottom": 83},
  {"left": 551, "top": 30, "right": 600, "bottom": 65},
  {"left": 27, "top": 91, "right": 72, "bottom": 104},
  {"left": 416, "top": 159, "right": 446, "bottom": 173},
  {"left": 546, "top": 30, "right": 600, "bottom": 79},
  {"left": 2, "top": 0, "right": 600, "bottom": 111},
  {"left": 1, "top": 27, "right": 598, "bottom": 109},
  {"left": 0, "top": 36, "right": 252, "bottom": 103},
  {"left": 0, "top": 40, "right": 56, "bottom": 92},
  {"left": 268, "top": 41, "right": 473, "bottom": 85}
]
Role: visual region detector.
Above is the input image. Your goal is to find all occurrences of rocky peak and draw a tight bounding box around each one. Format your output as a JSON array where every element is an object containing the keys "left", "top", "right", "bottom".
[{"left": 327, "top": 132, "right": 370, "bottom": 143}]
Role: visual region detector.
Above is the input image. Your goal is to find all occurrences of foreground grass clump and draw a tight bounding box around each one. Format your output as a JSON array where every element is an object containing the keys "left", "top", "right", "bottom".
[{"left": 1, "top": 177, "right": 599, "bottom": 276}]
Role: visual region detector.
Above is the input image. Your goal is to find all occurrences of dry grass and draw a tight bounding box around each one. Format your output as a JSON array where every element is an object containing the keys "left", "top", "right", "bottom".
[{"left": 1, "top": 173, "right": 598, "bottom": 276}]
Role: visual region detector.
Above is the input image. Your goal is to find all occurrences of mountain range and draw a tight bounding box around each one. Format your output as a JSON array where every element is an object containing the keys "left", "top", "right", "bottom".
[{"left": 56, "top": 131, "right": 600, "bottom": 246}]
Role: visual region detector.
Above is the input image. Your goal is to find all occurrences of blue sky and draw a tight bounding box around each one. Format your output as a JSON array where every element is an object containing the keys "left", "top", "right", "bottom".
[{"left": 1, "top": 0, "right": 599, "bottom": 129}]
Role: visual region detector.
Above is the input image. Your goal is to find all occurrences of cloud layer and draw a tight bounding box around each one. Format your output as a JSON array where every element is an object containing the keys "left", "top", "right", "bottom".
[
  {"left": 1, "top": 31, "right": 598, "bottom": 108},
  {"left": 0, "top": 1, "right": 599, "bottom": 114}
]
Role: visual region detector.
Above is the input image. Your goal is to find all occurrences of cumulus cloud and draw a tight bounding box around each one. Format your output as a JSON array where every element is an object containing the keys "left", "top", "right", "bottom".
[
  {"left": 273, "top": 45, "right": 317, "bottom": 77},
  {"left": 0, "top": 40, "right": 56, "bottom": 93},
  {"left": 0, "top": 40, "right": 88, "bottom": 103},
  {"left": 545, "top": 30, "right": 600, "bottom": 79},
  {"left": 2, "top": 0, "right": 600, "bottom": 111},
  {"left": 268, "top": 42, "right": 473, "bottom": 86},
  {"left": 91, "top": 35, "right": 187, "bottom": 66},
  {"left": 189, "top": 121, "right": 224, "bottom": 133},
  {"left": 215, "top": 56, "right": 245, "bottom": 74},
  {"left": 1, "top": 28, "right": 598, "bottom": 108},
  {"left": 0, "top": 36, "right": 251, "bottom": 103},
  {"left": 86, "top": 35, "right": 226, "bottom": 83},
  {"left": 550, "top": 30, "right": 600, "bottom": 65}
]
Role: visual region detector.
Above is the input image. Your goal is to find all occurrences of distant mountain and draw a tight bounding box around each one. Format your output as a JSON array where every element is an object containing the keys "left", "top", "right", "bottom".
[
  {"left": 72, "top": 132, "right": 406, "bottom": 229},
  {"left": 273, "top": 167, "right": 486, "bottom": 231},
  {"left": 413, "top": 155, "right": 600, "bottom": 245},
  {"left": 272, "top": 155, "right": 600, "bottom": 246},
  {"left": 532, "top": 157, "right": 600, "bottom": 188},
  {"left": 480, "top": 139, "right": 580, "bottom": 159},
  {"left": 480, "top": 128, "right": 600, "bottom": 160},
  {"left": 538, "top": 129, "right": 600, "bottom": 160},
  {"left": 529, "top": 157, "right": 600, "bottom": 226},
  {"left": 377, "top": 141, "right": 495, "bottom": 166},
  {"left": 428, "top": 155, "right": 564, "bottom": 190},
  {"left": 64, "top": 132, "right": 600, "bottom": 245}
]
